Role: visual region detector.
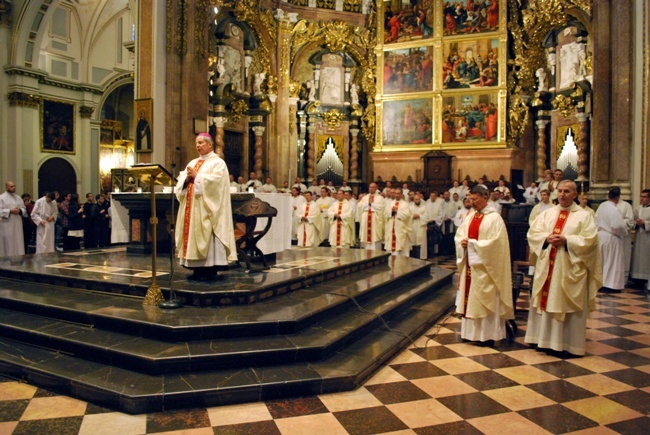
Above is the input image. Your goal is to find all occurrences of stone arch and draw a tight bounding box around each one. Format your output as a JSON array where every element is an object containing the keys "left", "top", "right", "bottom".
[{"left": 37, "top": 157, "right": 77, "bottom": 197}]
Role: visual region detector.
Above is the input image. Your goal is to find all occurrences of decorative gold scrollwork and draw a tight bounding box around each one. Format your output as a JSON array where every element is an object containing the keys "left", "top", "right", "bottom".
[{"left": 322, "top": 109, "right": 345, "bottom": 130}]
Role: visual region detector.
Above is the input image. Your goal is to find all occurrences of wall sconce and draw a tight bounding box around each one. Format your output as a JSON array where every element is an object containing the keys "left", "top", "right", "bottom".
[{"left": 193, "top": 117, "right": 207, "bottom": 134}]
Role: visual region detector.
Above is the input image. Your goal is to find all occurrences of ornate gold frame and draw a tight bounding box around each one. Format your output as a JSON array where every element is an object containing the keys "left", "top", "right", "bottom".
[{"left": 41, "top": 98, "right": 75, "bottom": 155}]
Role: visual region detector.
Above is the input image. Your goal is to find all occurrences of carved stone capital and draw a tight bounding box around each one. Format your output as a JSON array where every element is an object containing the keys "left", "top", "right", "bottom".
[
  {"left": 8, "top": 92, "right": 41, "bottom": 108},
  {"left": 79, "top": 106, "right": 95, "bottom": 119},
  {"left": 252, "top": 126, "right": 266, "bottom": 136}
]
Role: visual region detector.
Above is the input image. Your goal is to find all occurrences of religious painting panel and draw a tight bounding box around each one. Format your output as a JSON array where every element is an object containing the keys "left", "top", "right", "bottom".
[
  {"left": 320, "top": 54, "right": 344, "bottom": 106},
  {"left": 134, "top": 99, "right": 152, "bottom": 152},
  {"left": 382, "top": 98, "right": 433, "bottom": 146},
  {"left": 442, "top": 0, "right": 501, "bottom": 36},
  {"left": 41, "top": 99, "right": 75, "bottom": 154},
  {"left": 442, "top": 37, "right": 499, "bottom": 90},
  {"left": 383, "top": 45, "right": 434, "bottom": 95},
  {"left": 441, "top": 92, "right": 499, "bottom": 144},
  {"left": 383, "top": 0, "right": 434, "bottom": 44}
]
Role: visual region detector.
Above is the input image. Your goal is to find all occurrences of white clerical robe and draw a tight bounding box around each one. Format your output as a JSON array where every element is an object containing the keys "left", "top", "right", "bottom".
[
  {"left": 384, "top": 199, "right": 412, "bottom": 256},
  {"left": 296, "top": 200, "right": 322, "bottom": 247},
  {"left": 523, "top": 187, "right": 540, "bottom": 204},
  {"left": 455, "top": 206, "right": 513, "bottom": 342},
  {"left": 175, "top": 152, "right": 237, "bottom": 267},
  {"left": 290, "top": 194, "right": 306, "bottom": 241},
  {"left": 439, "top": 200, "right": 460, "bottom": 233},
  {"left": 529, "top": 201, "right": 552, "bottom": 224},
  {"left": 0, "top": 191, "right": 27, "bottom": 257},
  {"left": 453, "top": 207, "right": 472, "bottom": 228},
  {"left": 409, "top": 201, "right": 428, "bottom": 259},
  {"left": 596, "top": 201, "right": 629, "bottom": 290},
  {"left": 327, "top": 199, "right": 354, "bottom": 248},
  {"left": 316, "top": 196, "right": 335, "bottom": 241},
  {"left": 616, "top": 200, "right": 635, "bottom": 280},
  {"left": 425, "top": 198, "right": 444, "bottom": 226},
  {"left": 631, "top": 205, "right": 650, "bottom": 284},
  {"left": 358, "top": 193, "right": 385, "bottom": 250},
  {"left": 31, "top": 196, "right": 58, "bottom": 254},
  {"left": 525, "top": 203, "right": 601, "bottom": 355}
]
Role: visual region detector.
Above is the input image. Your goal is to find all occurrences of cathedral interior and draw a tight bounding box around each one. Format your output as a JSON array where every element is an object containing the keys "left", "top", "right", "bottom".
[{"left": 0, "top": 0, "right": 649, "bottom": 433}]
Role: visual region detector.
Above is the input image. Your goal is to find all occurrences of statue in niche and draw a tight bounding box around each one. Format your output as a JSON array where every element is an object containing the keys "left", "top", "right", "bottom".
[
  {"left": 215, "top": 61, "right": 228, "bottom": 85},
  {"left": 535, "top": 68, "right": 548, "bottom": 92},
  {"left": 320, "top": 67, "right": 342, "bottom": 105},
  {"left": 350, "top": 83, "right": 359, "bottom": 106},
  {"left": 306, "top": 80, "right": 316, "bottom": 102},
  {"left": 253, "top": 73, "right": 265, "bottom": 96}
]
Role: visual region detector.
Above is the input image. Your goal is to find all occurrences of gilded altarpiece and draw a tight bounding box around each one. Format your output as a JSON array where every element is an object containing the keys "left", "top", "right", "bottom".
[{"left": 376, "top": 0, "right": 507, "bottom": 155}]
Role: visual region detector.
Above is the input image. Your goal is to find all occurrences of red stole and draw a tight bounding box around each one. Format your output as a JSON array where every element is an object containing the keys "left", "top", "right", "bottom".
[
  {"left": 181, "top": 159, "right": 207, "bottom": 258},
  {"left": 366, "top": 195, "right": 374, "bottom": 243},
  {"left": 461, "top": 212, "right": 485, "bottom": 316},
  {"left": 539, "top": 209, "right": 570, "bottom": 311},
  {"left": 336, "top": 201, "right": 344, "bottom": 246},
  {"left": 302, "top": 203, "right": 310, "bottom": 245},
  {"left": 391, "top": 201, "right": 400, "bottom": 251}
]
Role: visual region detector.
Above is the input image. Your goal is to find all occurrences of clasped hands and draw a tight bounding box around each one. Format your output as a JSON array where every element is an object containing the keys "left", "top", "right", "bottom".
[{"left": 546, "top": 233, "right": 566, "bottom": 247}]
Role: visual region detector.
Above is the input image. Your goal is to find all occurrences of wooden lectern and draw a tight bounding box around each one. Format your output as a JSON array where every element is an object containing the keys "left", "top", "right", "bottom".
[{"left": 129, "top": 163, "right": 174, "bottom": 306}]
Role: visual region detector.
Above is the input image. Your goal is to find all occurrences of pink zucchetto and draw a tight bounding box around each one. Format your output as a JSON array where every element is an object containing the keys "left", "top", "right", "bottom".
[{"left": 197, "top": 133, "right": 212, "bottom": 139}]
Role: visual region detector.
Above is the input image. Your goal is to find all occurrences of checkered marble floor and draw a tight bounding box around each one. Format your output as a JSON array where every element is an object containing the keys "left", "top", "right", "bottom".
[{"left": 1, "top": 257, "right": 649, "bottom": 434}]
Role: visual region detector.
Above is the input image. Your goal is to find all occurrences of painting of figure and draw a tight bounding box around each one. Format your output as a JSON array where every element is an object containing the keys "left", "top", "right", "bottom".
[
  {"left": 383, "top": 0, "right": 434, "bottom": 44},
  {"left": 383, "top": 46, "right": 434, "bottom": 95},
  {"left": 443, "top": 0, "right": 500, "bottom": 36},
  {"left": 382, "top": 98, "right": 433, "bottom": 146},
  {"left": 441, "top": 93, "right": 499, "bottom": 143},
  {"left": 42, "top": 99, "right": 74, "bottom": 154},
  {"left": 442, "top": 38, "right": 499, "bottom": 90}
]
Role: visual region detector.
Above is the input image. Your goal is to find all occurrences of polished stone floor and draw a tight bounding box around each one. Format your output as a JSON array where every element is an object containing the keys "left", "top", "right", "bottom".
[{"left": 1, "top": 256, "right": 649, "bottom": 434}]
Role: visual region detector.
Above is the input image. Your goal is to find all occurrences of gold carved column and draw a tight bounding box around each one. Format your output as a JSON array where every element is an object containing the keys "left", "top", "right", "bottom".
[
  {"left": 536, "top": 119, "right": 549, "bottom": 179},
  {"left": 576, "top": 112, "right": 589, "bottom": 181},
  {"left": 252, "top": 126, "right": 265, "bottom": 178},
  {"left": 349, "top": 128, "right": 360, "bottom": 181}
]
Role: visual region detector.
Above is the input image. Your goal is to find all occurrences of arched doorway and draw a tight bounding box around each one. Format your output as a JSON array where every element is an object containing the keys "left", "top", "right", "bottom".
[{"left": 38, "top": 158, "right": 76, "bottom": 196}]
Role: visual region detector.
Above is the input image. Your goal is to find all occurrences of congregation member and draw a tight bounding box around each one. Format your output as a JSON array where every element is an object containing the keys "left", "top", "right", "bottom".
[
  {"left": 61, "top": 193, "right": 84, "bottom": 251},
  {"left": 31, "top": 192, "right": 58, "bottom": 254},
  {"left": 296, "top": 191, "right": 322, "bottom": 247},
  {"left": 292, "top": 177, "right": 307, "bottom": 193},
  {"left": 245, "top": 172, "right": 262, "bottom": 191},
  {"left": 358, "top": 182, "right": 385, "bottom": 250},
  {"left": 631, "top": 189, "right": 650, "bottom": 291},
  {"left": 525, "top": 180, "right": 600, "bottom": 356},
  {"left": 523, "top": 181, "right": 540, "bottom": 204},
  {"left": 289, "top": 187, "right": 306, "bottom": 244},
  {"left": 93, "top": 195, "right": 111, "bottom": 248},
  {"left": 596, "top": 187, "right": 629, "bottom": 293},
  {"left": 328, "top": 191, "right": 354, "bottom": 248},
  {"left": 409, "top": 192, "right": 428, "bottom": 259},
  {"left": 82, "top": 193, "right": 96, "bottom": 249},
  {"left": 21, "top": 193, "right": 35, "bottom": 252},
  {"left": 384, "top": 189, "right": 412, "bottom": 256},
  {"left": 316, "top": 188, "right": 335, "bottom": 245},
  {"left": 528, "top": 189, "right": 552, "bottom": 223},
  {"left": 174, "top": 133, "right": 237, "bottom": 281},
  {"left": 0, "top": 181, "right": 27, "bottom": 256},
  {"left": 259, "top": 177, "right": 277, "bottom": 193},
  {"left": 616, "top": 194, "right": 636, "bottom": 283},
  {"left": 454, "top": 185, "right": 513, "bottom": 345}
]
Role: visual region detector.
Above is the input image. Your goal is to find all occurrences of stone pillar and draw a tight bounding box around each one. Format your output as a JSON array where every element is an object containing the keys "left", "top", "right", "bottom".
[
  {"left": 306, "top": 124, "right": 316, "bottom": 180},
  {"left": 349, "top": 128, "right": 360, "bottom": 181},
  {"left": 252, "top": 126, "right": 265, "bottom": 179},
  {"left": 535, "top": 119, "right": 549, "bottom": 180},
  {"left": 576, "top": 112, "right": 589, "bottom": 182},
  {"left": 212, "top": 116, "right": 226, "bottom": 159}
]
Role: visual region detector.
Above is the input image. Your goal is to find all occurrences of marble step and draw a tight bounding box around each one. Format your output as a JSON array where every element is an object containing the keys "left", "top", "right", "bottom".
[
  {"left": 0, "top": 283, "right": 457, "bottom": 414},
  {"left": 0, "top": 268, "right": 452, "bottom": 374},
  {"left": 0, "top": 256, "right": 434, "bottom": 341}
]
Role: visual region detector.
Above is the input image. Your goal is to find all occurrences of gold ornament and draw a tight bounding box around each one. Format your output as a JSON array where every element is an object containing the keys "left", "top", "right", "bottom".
[
  {"left": 322, "top": 109, "right": 345, "bottom": 130},
  {"left": 553, "top": 94, "right": 575, "bottom": 119},
  {"left": 228, "top": 99, "right": 249, "bottom": 124}
]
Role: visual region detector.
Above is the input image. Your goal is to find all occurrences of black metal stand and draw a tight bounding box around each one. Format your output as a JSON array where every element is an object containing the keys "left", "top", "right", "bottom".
[{"left": 159, "top": 163, "right": 181, "bottom": 309}]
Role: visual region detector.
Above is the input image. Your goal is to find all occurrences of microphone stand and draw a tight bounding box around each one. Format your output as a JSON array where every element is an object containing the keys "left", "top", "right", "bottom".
[{"left": 159, "top": 162, "right": 181, "bottom": 309}]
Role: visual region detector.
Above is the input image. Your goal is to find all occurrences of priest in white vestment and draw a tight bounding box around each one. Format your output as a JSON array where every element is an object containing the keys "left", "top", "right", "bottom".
[
  {"left": 0, "top": 181, "right": 27, "bottom": 257},
  {"left": 525, "top": 180, "right": 601, "bottom": 356},
  {"left": 596, "top": 187, "right": 630, "bottom": 292},
  {"left": 327, "top": 191, "right": 354, "bottom": 248},
  {"left": 31, "top": 192, "right": 58, "bottom": 254},
  {"left": 175, "top": 133, "right": 237, "bottom": 281},
  {"left": 409, "top": 193, "right": 428, "bottom": 259},
  {"left": 343, "top": 191, "right": 358, "bottom": 245},
  {"left": 453, "top": 197, "right": 473, "bottom": 228},
  {"left": 523, "top": 182, "right": 540, "bottom": 204},
  {"left": 384, "top": 189, "right": 412, "bottom": 256},
  {"left": 529, "top": 189, "right": 552, "bottom": 224},
  {"left": 296, "top": 191, "right": 322, "bottom": 247},
  {"left": 455, "top": 185, "right": 513, "bottom": 344},
  {"left": 631, "top": 189, "right": 650, "bottom": 290},
  {"left": 616, "top": 198, "right": 635, "bottom": 282},
  {"left": 316, "top": 188, "right": 335, "bottom": 245},
  {"left": 289, "top": 188, "right": 306, "bottom": 243},
  {"left": 358, "top": 183, "right": 385, "bottom": 250}
]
